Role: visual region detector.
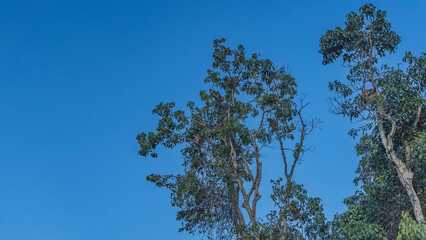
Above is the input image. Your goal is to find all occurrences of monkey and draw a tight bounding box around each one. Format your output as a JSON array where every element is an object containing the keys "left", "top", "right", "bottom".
[
  {"left": 194, "top": 133, "right": 200, "bottom": 143},
  {"left": 360, "top": 89, "right": 376, "bottom": 99},
  {"left": 226, "top": 77, "right": 240, "bottom": 90},
  {"left": 267, "top": 118, "right": 278, "bottom": 129},
  {"left": 195, "top": 192, "right": 203, "bottom": 205},
  {"left": 209, "top": 89, "right": 222, "bottom": 100},
  {"left": 215, "top": 123, "right": 223, "bottom": 131},
  {"left": 289, "top": 205, "right": 301, "bottom": 219},
  {"left": 199, "top": 120, "right": 207, "bottom": 126},
  {"left": 359, "top": 89, "right": 377, "bottom": 109},
  {"left": 358, "top": 88, "right": 379, "bottom": 110},
  {"left": 193, "top": 133, "right": 203, "bottom": 156},
  {"left": 364, "top": 89, "right": 375, "bottom": 95},
  {"left": 226, "top": 80, "right": 235, "bottom": 90},
  {"left": 293, "top": 209, "right": 301, "bottom": 219},
  {"left": 231, "top": 77, "right": 239, "bottom": 85}
]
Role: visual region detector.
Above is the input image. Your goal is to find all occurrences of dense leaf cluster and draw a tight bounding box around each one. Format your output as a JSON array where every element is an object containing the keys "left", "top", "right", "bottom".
[
  {"left": 138, "top": 38, "right": 325, "bottom": 239},
  {"left": 320, "top": 3, "right": 425, "bottom": 239},
  {"left": 137, "top": 3, "right": 425, "bottom": 239}
]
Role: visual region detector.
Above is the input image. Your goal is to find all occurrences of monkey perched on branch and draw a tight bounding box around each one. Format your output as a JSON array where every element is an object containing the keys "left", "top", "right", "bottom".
[
  {"left": 226, "top": 77, "right": 240, "bottom": 90},
  {"left": 231, "top": 77, "right": 239, "bottom": 84},
  {"left": 358, "top": 89, "right": 378, "bottom": 109},
  {"left": 289, "top": 205, "right": 301, "bottom": 220},
  {"left": 209, "top": 89, "right": 222, "bottom": 101},
  {"left": 267, "top": 118, "right": 278, "bottom": 129},
  {"left": 293, "top": 209, "right": 301, "bottom": 219},
  {"left": 360, "top": 89, "right": 376, "bottom": 99},
  {"left": 194, "top": 133, "right": 200, "bottom": 144},
  {"left": 215, "top": 123, "right": 223, "bottom": 131}
]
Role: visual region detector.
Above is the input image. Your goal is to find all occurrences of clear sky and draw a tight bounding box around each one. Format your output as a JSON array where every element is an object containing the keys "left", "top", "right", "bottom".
[{"left": 0, "top": 0, "right": 424, "bottom": 239}]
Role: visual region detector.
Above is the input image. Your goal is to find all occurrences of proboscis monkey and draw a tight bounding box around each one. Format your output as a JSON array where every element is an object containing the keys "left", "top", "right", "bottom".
[
  {"left": 215, "top": 123, "right": 223, "bottom": 131},
  {"left": 231, "top": 77, "right": 239, "bottom": 85},
  {"left": 194, "top": 133, "right": 200, "bottom": 143},
  {"left": 360, "top": 89, "right": 376, "bottom": 98},
  {"left": 267, "top": 118, "right": 278, "bottom": 129},
  {"left": 209, "top": 89, "right": 222, "bottom": 100},
  {"left": 227, "top": 77, "right": 239, "bottom": 90}
]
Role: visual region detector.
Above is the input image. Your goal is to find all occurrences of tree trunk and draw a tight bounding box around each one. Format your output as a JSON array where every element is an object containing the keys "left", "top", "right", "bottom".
[
  {"left": 391, "top": 154, "right": 426, "bottom": 231},
  {"left": 377, "top": 118, "right": 425, "bottom": 231}
]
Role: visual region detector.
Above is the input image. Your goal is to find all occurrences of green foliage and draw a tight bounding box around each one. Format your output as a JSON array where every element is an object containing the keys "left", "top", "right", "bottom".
[
  {"left": 397, "top": 212, "right": 426, "bottom": 240},
  {"left": 328, "top": 212, "right": 388, "bottom": 240},
  {"left": 258, "top": 180, "right": 328, "bottom": 240},
  {"left": 319, "top": 3, "right": 426, "bottom": 238},
  {"left": 319, "top": 3, "right": 425, "bottom": 130},
  {"left": 320, "top": 3, "right": 400, "bottom": 65},
  {"left": 137, "top": 38, "right": 325, "bottom": 239},
  {"left": 328, "top": 123, "right": 425, "bottom": 239}
]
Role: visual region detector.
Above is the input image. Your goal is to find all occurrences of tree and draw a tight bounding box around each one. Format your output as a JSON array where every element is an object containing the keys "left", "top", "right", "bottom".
[
  {"left": 327, "top": 137, "right": 410, "bottom": 239},
  {"left": 319, "top": 3, "right": 425, "bottom": 233},
  {"left": 397, "top": 211, "right": 426, "bottom": 240},
  {"left": 137, "top": 39, "right": 327, "bottom": 239}
]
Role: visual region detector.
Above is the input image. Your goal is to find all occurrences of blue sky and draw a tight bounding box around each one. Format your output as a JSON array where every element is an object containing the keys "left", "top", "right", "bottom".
[{"left": 0, "top": 0, "right": 425, "bottom": 239}]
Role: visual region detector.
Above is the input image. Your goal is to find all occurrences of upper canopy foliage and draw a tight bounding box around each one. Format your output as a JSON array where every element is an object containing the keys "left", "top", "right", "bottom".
[
  {"left": 320, "top": 3, "right": 426, "bottom": 239},
  {"left": 320, "top": 3, "right": 401, "bottom": 65},
  {"left": 137, "top": 3, "right": 425, "bottom": 239},
  {"left": 137, "top": 38, "right": 326, "bottom": 239}
]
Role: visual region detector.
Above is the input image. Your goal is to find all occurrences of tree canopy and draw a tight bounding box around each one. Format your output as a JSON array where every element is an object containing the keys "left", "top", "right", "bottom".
[
  {"left": 137, "top": 38, "right": 327, "bottom": 239},
  {"left": 319, "top": 3, "right": 425, "bottom": 238},
  {"left": 137, "top": 3, "right": 425, "bottom": 239}
]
